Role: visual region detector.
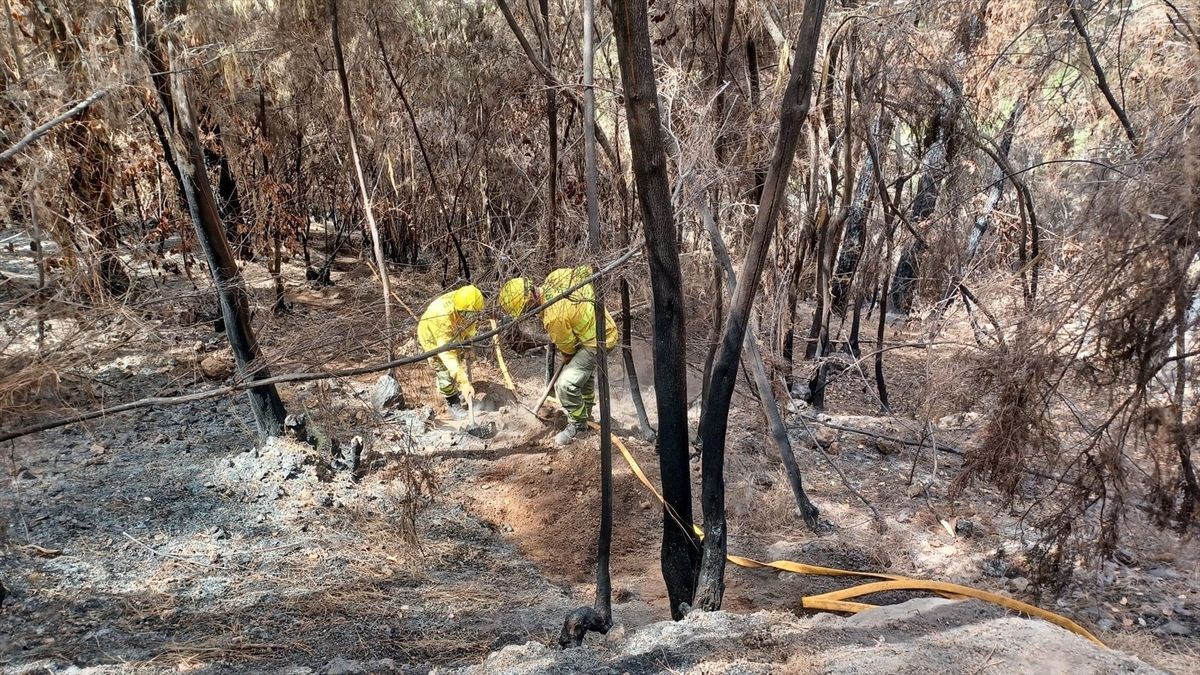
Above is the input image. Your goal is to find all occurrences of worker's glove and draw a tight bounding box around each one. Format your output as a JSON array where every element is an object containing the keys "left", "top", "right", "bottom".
[{"left": 458, "top": 378, "right": 475, "bottom": 402}]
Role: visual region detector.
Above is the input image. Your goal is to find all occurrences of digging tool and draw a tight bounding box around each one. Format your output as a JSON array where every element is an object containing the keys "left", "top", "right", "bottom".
[
  {"left": 531, "top": 360, "right": 566, "bottom": 419},
  {"left": 460, "top": 363, "right": 497, "bottom": 439}
]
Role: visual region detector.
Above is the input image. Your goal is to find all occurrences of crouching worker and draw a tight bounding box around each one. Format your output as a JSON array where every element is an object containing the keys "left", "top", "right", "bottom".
[
  {"left": 418, "top": 285, "right": 485, "bottom": 420},
  {"left": 499, "top": 269, "right": 617, "bottom": 445}
]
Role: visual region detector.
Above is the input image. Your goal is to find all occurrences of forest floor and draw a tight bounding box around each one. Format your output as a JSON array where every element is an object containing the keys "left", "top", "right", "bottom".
[{"left": 1, "top": 243, "right": 1198, "bottom": 673}]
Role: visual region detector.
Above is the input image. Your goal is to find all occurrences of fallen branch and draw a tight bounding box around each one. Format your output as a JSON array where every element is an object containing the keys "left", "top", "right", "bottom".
[
  {"left": 790, "top": 412, "right": 884, "bottom": 530},
  {"left": 796, "top": 417, "right": 1079, "bottom": 487},
  {"left": 0, "top": 89, "right": 110, "bottom": 164},
  {"left": 0, "top": 247, "right": 639, "bottom": 443}
]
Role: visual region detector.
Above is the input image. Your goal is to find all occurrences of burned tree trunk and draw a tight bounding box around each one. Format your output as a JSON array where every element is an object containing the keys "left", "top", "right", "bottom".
[
  {"left": 129, "top": 0, "right": 287, "bottom": 438},
  {"left": 332, "top": 0, "right": 397, "bottom": 364},
  {"left": 888, "top": 108, "right": 952, "bottom": 314},
  {"left": 1067, "top": 1, "right": 1137, "bottom": 148},
  {"left": 831, "top": 112, "right": 887, "bottom": 316},
  {"left": 611, "top": 0, "right": 701, "bottom": 620},
  {"left": 207, "top": 124, "right": 251, "bottom": 259},
  {"left": 696, "top": 0, "right": 828, "bottom": 610},
  {"left": 375, "top": 22, "right": 470, "bottom": 280},
  {"left": 559, "top": 3, "right": 614, "bottom": 644}
]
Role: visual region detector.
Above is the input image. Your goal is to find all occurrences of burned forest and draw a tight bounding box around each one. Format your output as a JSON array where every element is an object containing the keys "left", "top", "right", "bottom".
[{"left": 1, "top": 0, "right": 1198, "bottom": 672}]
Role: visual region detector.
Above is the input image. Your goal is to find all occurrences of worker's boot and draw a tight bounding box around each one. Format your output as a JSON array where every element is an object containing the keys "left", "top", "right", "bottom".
[
  {"left": 554, "top": 419, "right": 589, "bottom": 446},
  {"left": 446, "top": 394, "right": 469, "bottom": 421}
]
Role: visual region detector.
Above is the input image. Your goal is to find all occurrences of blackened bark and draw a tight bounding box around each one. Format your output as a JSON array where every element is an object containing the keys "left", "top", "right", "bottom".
[
  {"left": 608, "top": 59, "right": 655, "bottom": 442},
  {"left": 375, "top": 23, "right": 470, "bottom": 280},
  {"left": 874, "top": 182, "right": 904, "bottom": 413},
  {"left": 831, "top": 114, "right": 884, "bottom": 315},
  {"left": 888, "top": 111, "right": 951, "bottom": 314},
  {"left": 847, "top": 293, "right": 862, "bottom": 357},
  {"left": 212, "top": 128, "right": 250, "bottom": 259},
  {"left": 560, "top": 1, "right": 613, "bottom": 642},
  {"left": 130, "top": 0, "right": 287, "bottom": 438},
  {"left": 1173, "top": 287, "right": 1200, "bottom": 526},
  {"left": 781, "top": 242, "right": 803, "bottom": 387},
  {"left": 965, "top": 104, "right": 1020, "bottom": 265},
  {"left": 1067, "top": 1, "right": 1137, "bottom": 148},
  {"left": 803, "top": 205, "right": 832, "bottom": 361},
  {"left": 146, "top": 104, "right": 186, "bottom": 207},
  {"left": 257, "top": 91, "right": 288, "bottom": 314},
  {"left": 584, "top": 0, "right": 613, "bottom": 628},
  {"left": 745, "top": 36, "right": 766, "bottom": 203},
  {"left": 612, "top": 0, "right": 700, "bottom": 619},
  {"left": 702, "top": 261, "right": 723, "bottom": 402},
  {"left": 696, "top": 0, "right": 828, "bottom": 610},
  {"left": 621, "top": 279, "right": 656, "bottom": 440}
]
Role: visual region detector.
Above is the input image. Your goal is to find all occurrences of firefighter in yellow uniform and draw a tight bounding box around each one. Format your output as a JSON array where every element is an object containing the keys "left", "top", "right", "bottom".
[
  {"left": 499, "top": 267, "right": 617, "bottom": 445},
  {"left": 417, "top": 285, "right": 485, "bottom": 420}
]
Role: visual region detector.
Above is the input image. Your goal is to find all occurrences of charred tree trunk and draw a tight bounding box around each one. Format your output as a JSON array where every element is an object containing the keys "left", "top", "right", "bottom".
[
  {"left": 807, "top": 61, "right": 857, "bottom": 409},
  {"left": 702, "top": 255, "right": 723, "bottom": 417},
  {"left": 611, "top": 94, "right": 656, "bottom": 441},
  {"left": 332, "top": 0, "right": 398, "bottom": 370},
  {"left": 560, "top": 3, "right": 613, "bottom": 644},
  {"left": 612, "top": 0, "right": 701, "bottom": 619},
  {"left": 210, "top": 126, "right": 251, "bottom": 260},
  {"left": 696, "top": 0, "right": 828, "bottom": 610},
  {"left": 129, "top": 0, "right": 287, "bottom": 438},
  {"left": 1067, "top": 1, "right": 1137, "bottom": 148},
  {"left": 256, "top": 90, "right": 289, "bottom": 314},
  {"left": 375, "top": 23, "right": 470, "bottom": 280},
  {"left": 831, "top": 113, "right": 884, "bottom": 315},
  {"left": 803, "top": 205, "right": 832, "bottom": 362},
  {"left": 1173, "top": 268, "right": 1200, "bottom": 526},
  {"left": 780, "top": 244, "right": 803, "bottom": 391},
  {"left": 702, "top": 0, "right": 738, "bottom": 427},
  {"left": 888, "top": 110, "right": 951, "bottom": 314},
  {"left": 745, "top": 35, "right": 766, "bottom": 205}
]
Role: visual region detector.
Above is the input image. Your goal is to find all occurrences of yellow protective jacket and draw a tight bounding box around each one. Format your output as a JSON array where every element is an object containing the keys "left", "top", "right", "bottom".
[
  {"left": 541, "top": 267, "right": 618, "bottom": 355},
  {"left": 417, "top": 288, "right": 479, "bottom": 383}
]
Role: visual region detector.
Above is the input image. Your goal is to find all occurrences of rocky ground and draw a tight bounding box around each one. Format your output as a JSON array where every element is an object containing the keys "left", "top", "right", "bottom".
[{"left": 442, "top": 600, "right": 1162, "bottom": 675}]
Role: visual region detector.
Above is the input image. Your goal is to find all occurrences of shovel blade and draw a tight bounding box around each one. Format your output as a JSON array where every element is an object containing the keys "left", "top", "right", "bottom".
[{"left": 464, "top": 421, "right": 498, "bottom": 439}]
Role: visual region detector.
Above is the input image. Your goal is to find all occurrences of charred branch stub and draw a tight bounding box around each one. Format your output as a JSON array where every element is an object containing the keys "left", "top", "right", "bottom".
[{"left": 557, "top": 606, "right": 610, "bottom": 648}]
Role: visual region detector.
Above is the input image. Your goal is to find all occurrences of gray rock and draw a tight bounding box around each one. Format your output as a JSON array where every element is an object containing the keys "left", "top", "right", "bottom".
[
  {"left": 1154, "top": 620, "right": 1194, "bottom": 637},
  {"left": 325, "top": 656, "right": 365, "bottom": 675},
  {"left": 1145, "top": 567, "right": 1181, "bottom": 581},
  {"left": 371, "top": 374, "right": 405, "bottom": 411}
]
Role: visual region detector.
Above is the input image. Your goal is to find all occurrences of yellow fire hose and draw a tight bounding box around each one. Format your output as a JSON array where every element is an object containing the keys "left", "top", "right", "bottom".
[
  {"left": 599, "top": 419, "right": 1103, "bottom": 646},
  {"left": 494, "top": 339, "right": 1103, "bottom": 646}
]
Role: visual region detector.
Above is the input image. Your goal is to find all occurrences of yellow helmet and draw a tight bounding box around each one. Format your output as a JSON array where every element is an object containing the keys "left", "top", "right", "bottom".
[
  {"left": 499, "top": 277, "right": 534, "bottom": 317},
  {"left": 452, "top": 285, "right": 484, "bottom": 314}
]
